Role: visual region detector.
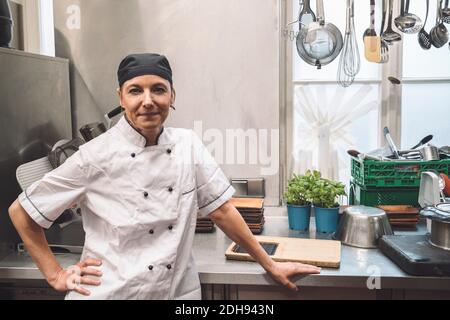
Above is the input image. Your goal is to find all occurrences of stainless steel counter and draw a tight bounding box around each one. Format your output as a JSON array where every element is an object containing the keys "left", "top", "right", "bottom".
[
  {"left": 1, "top": 207, "right": 450, "bottom": 292},
  {"left": 195, "top": 215, "right": 450, "bottom": 291}
]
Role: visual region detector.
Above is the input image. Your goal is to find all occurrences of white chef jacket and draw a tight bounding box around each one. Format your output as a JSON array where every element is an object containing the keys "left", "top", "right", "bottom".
[{"left": 18, "top": 115, "right": 235, "bottom": 300}]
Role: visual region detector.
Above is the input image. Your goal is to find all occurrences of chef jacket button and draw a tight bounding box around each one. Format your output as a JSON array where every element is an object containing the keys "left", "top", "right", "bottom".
[
  {"left": 131, "top": 153, "right": 136, "bottom": 158},
  {"left": 148, "top": 265, "right": 153, "bottom": 271},
  {"left": 144, "top": 191, "right": 149, "bottom": 198},
  {"left": 168, "top": 225, "right": 173, "bottom": 230},
  {"left": 168, "top": 187, "right": 173, "bottom": 192},
  {"left": 166, "top": 149, "right": 172, "bottom": 154},
  {"left": 166, "top": 264, "right": 172, "bottom": 270},
  {"left": 149, "top": 229, "right": 154, "bottom": 234}
]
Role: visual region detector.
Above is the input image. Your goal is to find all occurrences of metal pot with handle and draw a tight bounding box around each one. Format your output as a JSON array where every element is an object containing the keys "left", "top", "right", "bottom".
[{"left": 296, "top": 0, "right": 343, "bottom": 69}]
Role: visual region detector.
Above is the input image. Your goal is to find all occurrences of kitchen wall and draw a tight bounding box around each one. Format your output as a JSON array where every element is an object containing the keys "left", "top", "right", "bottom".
[{"left": 52, "top": 0, "right": 281, "bottom": 205}]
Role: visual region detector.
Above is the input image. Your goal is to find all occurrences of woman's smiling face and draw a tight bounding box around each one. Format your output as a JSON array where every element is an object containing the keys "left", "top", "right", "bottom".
[{"left": 118, "top": 74, "right": 175, "bottom": 133}]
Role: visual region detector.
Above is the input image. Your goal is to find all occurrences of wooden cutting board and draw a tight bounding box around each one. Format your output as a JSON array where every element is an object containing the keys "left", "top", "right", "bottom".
[
  {"left": 230, "top": 198, "right": 264, "bottom": 209},
  {"left": 225, "top": 236, "right": 341, "bottom": 268}
]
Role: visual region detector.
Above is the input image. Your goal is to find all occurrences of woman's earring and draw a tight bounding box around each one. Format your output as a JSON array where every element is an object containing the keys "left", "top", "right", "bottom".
[{"left": 170, "top": 105, "right": 176, "bottom": 111}]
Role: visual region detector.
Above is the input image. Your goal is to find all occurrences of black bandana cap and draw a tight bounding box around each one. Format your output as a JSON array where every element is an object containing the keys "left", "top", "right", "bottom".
[{"left": 117, "top": 53, "right": 173, "bottom": 87}]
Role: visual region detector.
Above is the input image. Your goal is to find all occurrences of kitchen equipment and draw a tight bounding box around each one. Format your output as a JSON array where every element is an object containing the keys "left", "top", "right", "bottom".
[
  {"left": 225, "top": 235, "right": 341, "bottom": 268},
  {"left": 418, "top": 171, "right": 442, "bottom": 207},
  {"left": 398, "top": 149, "right": 422, "bottom": 159},
  {"left": 0, "top": 49, "right": 73, "bottom": 245},
  {"left": 380, "top": 0, "right": 390, "bottom": 63},
  {"left": 47, "top": 138, "right": 84, "bottom": 169},
  {"left": 350, "top": 181, "right": 421, "bottom": 207},
  {"left": 363, "top": 0, "right": 381, "bottom": 63},
  {"left": 79, "top": 106, "right": 123, "bottom": 141},
  {"left": 394, "top": 0, "right": 423, "bottom": 34},
  {"left": 420, "top": 145, "right": 440, "bottom": 161},
  {"left": 351, "top": 156, "right": 450, "bottom": 188},
  {"left": 366, "top": 145, "right": 393, "bottom": 158},
  {"left": 298, "top": 0, "right": 316, "bottom": 29},
  {"left": 411, "top": 134, "right": 433, "bottom": 149},
  {"left": 79, "top": 122, "right": 107, "bottom": 142},
  {"left": 418, "top": 0, "right": 432, "bottom": 49},
  {"left": 430, "top": 0, "right": 449, "bottom": 48},
  {"left": 16, "top": 140, "right": 84, "bottom": 229},
  {"left": 420, "top": 203, "right": 450, "bottom": 250},
  {"left": 383, "top": 127, "right": 401, "bottom": 159},
  {"left": 229, "top": 198, "right": 265, "bottom": 234},
  {"left": 347, "top": 149, "right": 390, "bottom": 161},
  {"left": 382, "top": 0, "right": 402, "bottom": 43},
  {"left": 438, "top": 173, "right": 447, "bottom": 200},
  {"left": 387, "top": 76, "right": 401, "bottom": 84},
  {"left": 430, "top": 218, "right": 450, "bottom": 250},
  {"left": 333, "top": 206, "right": 394, "bottom": 248},
  {"left": 0, "top": 0, "right": 12, "bottom": 48},
  {"left": 442, "top": 0, "right": 450, "bottom": 23},
  {"left": 419, "top": 170, "right": 446, "bottom": 234},
  {"left": 439, "top": 146, "right": 450, "bottom": 159},
  {"left": 231, "top": 178, "right": 265, "bottom": 198},
  {"left": 377, "top": 205, "right": 420, "bottom": 227},
  {"left": 440, "top": 173, "right": 450, "bottom": 196},
  {"left": 380, "top": 235, "right": 450, "bottom": 276},
  {"left": 440, "top": 146, "right": 450, "bottom": 154},
  {"left": 196, "top": 217, "right": 215, "bottom": 233},
  {"left": 337, "top": 0, "right": 360, "bottom": 87},
  {"left": 421, "top": 203, "right": 450, "bottom": 220},
  {"left": 380, "top": 39, "right": 389, "bottom": 63},
  {"left": 296, "top": 0, "right": 343, "bottom": 69}
]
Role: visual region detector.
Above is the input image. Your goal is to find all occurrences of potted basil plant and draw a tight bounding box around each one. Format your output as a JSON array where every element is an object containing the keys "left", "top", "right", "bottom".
[
  {"left": 310, "top": 174, "right": 346, "bottom": 233},
  {"left": 284, "top": 171, "right": 317, "bottom": 231}
]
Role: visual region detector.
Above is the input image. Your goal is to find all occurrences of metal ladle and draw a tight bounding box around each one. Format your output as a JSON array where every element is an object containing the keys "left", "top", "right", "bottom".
[
  {"left": 430, "top": 0, "right": 449, "bottom": 48},
  {"left": 286, "top": 0, "right": 317, "bottom": 29},
  {"left": 394, "top": 0, "right": 423, "bottom": 34},
  {"left": 418, "top": 0, "right": 432, "bottom": 49},
  {"left": 382, "top": 0, "right": 402, "bottom": 44},
  {"left": 442, "top": 0, "right": 450, "bottom": 23},
  {"left": 299, "top": 0, "right": 317, "bottom": 28}
]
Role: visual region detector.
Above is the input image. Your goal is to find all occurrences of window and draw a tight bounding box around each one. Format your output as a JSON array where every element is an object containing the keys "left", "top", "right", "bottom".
[
  {"left": 8, "top": 0, "right": 54, "bottom": 56},
  {"left": 285, "top": 0, "right": 450, "bottom": 191}
]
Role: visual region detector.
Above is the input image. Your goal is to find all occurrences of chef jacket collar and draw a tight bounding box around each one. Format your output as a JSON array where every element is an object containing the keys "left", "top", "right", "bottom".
[{"left": 116, "top": 115, "right": 168, "bottom": 148}]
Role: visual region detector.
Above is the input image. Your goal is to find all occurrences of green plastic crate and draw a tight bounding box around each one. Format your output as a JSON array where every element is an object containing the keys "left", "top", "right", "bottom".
[
  {"left": 351, "top": 157, "right": 450, "bottom": 188},
  {"left": 349, "top": 181, "right": 420, "bottom": 207}
]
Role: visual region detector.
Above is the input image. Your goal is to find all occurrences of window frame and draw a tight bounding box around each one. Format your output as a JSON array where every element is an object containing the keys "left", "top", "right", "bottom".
[
  {"left": 280, "top": 0, "right": 450, "bottom": 196},
  {"left": 9, "top": 0, "right": 54, "bottom": 56}
]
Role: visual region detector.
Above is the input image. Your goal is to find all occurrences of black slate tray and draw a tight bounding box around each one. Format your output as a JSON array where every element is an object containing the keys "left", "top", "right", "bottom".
[{"left": 379, "top": 235, "right": 450, "bottom": 276}]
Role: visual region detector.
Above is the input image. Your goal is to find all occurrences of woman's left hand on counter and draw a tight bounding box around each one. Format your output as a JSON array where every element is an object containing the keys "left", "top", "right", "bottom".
[{"left": 266, "top": 261, "right": 321, "bottom": 291}]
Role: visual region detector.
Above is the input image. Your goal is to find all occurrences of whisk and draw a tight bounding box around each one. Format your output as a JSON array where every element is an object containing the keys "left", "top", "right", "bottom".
[{"left": 338, "top": 0, "right": 361, "bottom": 87}]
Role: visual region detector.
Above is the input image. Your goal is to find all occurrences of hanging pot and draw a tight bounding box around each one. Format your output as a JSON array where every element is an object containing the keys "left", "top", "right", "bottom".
[
  {"left": 0, "top": 0, "right": 13, "bottom": 48},
  {"left": 296, "top": 0, "right": 343, "bottom": 69}
]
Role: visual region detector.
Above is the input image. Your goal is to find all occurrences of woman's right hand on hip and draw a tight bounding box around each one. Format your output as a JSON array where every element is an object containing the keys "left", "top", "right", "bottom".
[{"left": 49, "top": 258, "right": 103, "bottom": 296}]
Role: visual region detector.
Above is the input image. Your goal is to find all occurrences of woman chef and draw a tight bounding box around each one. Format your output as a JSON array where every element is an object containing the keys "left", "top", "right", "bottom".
[{"left": 8, "top": 53, "right": 321, "bottom": 299}]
